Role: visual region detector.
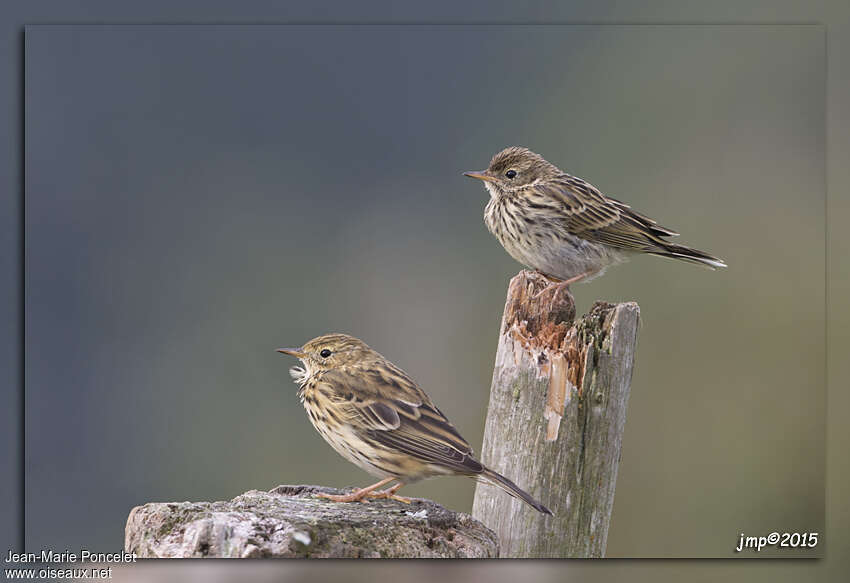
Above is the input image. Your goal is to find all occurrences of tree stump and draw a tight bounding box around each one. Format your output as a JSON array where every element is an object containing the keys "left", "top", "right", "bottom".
[
  {"left": 125, "top": 485, "right": 498, "bottom": 558},
  {"left": 471, "top": 270, "right": 640, "bottom": 557}
]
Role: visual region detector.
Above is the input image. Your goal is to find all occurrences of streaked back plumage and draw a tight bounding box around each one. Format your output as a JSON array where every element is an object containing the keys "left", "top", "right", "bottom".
[
  {"left": 470, "top": 147, "right": 726, "bottom": 282},
  {"left": 281, "top": 332, "right": 552, "bottom": 514}
]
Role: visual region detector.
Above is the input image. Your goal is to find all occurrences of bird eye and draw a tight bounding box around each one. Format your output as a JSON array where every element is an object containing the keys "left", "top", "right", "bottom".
[
  {"left": 320, "top": 349, "right": 332, "bottom": 358},
  {"left": 505, "top": 169, "right": 517, "bottom": 179}
]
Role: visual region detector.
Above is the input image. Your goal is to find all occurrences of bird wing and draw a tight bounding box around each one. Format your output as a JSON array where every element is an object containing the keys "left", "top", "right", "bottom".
[
  {"left": 535, "top": 174, "right": 680, "bottom": 251},
  {"left": 316, "top": 365, "right": 482, "bottom": 474}
]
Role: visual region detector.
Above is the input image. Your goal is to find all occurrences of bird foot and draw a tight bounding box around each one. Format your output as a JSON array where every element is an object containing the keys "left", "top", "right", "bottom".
[
  {"left": 533, "top": 269, "right": 598, "bottom": 298},
  {"left": 316, "top": 491, "right": 411, "bottom": 504},
  {"left": 370, "top": 488, "right": 412, "bottom": 504},
  {"left": 315, "top": 479, "right": 408, "bottom": 504},
  {"left": 315, "top": 490, "right": 373, "bottom": 503},
  {"left": 533, "top": 278, "right": 571, "bottom": 300},
  {"left": 534, "top": 270, "right": 563, "bottom": 284}
]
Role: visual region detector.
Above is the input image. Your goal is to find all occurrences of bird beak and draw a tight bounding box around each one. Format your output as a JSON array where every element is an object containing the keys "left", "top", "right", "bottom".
[
  {"left": 277, "top": 347, "right": 307, "bottom": 358},
  {"left": 463, "top": 170, "right": 498, "bottom": 183}
]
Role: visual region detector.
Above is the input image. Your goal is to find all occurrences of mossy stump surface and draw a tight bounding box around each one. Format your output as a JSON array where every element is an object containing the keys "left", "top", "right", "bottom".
[{"left": 125, "top": 485, "right": 498, "bottom": 558}]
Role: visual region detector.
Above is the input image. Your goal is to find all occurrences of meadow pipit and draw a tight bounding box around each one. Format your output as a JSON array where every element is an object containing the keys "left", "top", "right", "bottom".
[
  {"left": 277, "top": 333, "right": 552, "bottom": 514},
  {"left": 465, "top": 147, "right": 726, "bottom": 286}
]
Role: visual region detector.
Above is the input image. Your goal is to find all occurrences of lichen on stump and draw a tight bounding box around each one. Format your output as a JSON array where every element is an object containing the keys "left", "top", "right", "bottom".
[{"left": 125, "top": 485, "right": 498, "bottom": 558}]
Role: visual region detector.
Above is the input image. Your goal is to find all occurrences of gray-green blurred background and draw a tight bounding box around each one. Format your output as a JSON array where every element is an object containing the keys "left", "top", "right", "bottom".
[{"left": 25, "top": 25, "right": 824, "bottom": 557}]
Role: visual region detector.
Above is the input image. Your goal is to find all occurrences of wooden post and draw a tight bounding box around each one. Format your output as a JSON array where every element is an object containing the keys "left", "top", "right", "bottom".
[{"left": 471, "top": 270, "right": 640, "bottom": 558}]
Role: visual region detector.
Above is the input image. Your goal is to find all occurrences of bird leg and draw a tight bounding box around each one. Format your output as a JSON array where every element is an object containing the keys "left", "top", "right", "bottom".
[
  {"left": 315, "top": 477, "right": 396, "bottom": 503},
  {"left": 534, "top": 268, "right": 599, "bottom": 298},
  {"left": 558, "top": 270, "right": 597, "bottom": 286},
  {"left": 534, "top": 270, "right": 563, "bottom": 284},
  {"left": 370, "top": 482, "right": 411, "bottom": 504}
]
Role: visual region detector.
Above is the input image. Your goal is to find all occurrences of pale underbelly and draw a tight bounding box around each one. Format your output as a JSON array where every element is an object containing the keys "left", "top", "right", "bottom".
[{"left": 500, "top": 230, "right": 626, "bottom": 282}]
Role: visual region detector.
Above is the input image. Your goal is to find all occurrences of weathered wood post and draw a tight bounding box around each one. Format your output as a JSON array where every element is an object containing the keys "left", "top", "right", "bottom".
[{"left": 471, "top": 270, "right": 640, "bottom": 557}]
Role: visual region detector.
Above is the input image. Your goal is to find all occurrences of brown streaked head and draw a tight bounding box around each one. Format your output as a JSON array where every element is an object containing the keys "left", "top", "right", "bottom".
[
  {"left": 464, "top": 146, "right": 560, "bottom": 193},
  {"left": 277, "top": 333, "right": 379, "bottom": 374}
]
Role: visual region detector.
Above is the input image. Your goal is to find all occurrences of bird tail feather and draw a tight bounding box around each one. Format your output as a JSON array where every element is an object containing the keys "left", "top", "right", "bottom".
[
  {"left": 649, "top": 242, "right": 727, "bottom": 269},
  {"left": 479, "top": 468, "right": 553, "bottom": 515}
]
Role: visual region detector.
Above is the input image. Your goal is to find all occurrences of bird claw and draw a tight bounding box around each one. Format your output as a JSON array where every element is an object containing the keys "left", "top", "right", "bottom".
[
  {"left": 370, "top": 489, "right": 412, "bottom": 504},
  {"left": 315, "top": 491, "right": 367, "bottom": 503},
  {"left": 532, "top": 269, "right": 598, "bottom": 298},
  {"left": 315, "top": 482, "right": 409, "bottom": 505},
  {"left": 534, "top": 270, "right": 563, "bottom": 284},
  {"left": 534, "top": 284, "right": 567, "bottom": 300}
]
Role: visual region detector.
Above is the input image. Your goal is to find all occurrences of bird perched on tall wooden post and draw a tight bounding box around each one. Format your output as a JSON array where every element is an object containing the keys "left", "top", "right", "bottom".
[{"left": 464, "top": 146, "right": 725, "bottom": 287}]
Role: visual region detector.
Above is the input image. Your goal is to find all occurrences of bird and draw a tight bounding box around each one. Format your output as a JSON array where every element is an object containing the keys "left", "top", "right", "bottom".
[
  {"left": 277, "top": 333, "right": 552, "bottom": 514},
  {"left": 464, "top": 146, "right": 726, "bottom": 286}
]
